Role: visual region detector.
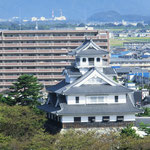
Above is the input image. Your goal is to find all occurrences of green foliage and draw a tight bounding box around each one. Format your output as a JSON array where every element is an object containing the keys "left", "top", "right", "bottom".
[
  {"left": 0, "top": 94, "right": 16, "bottom": 106},
  {"left": 0, "top": 104, "right": 46, "bottom": 138},
  {"left": 140, "top": 122, "right": 150, "bottom": 135},
  {"left": 144, "top": 107, "right": 150, "bottom": 116},
  {"left": 113, "top": 76, "right": 118, "bottom": 82},
  {"left": 139, "top": 107, "right": 150, "bottom": 117},
  {"left": 127, "top": 80, "right": 132, "bottom": 83},
  {"left": 120, "top": 124, "right": 139, "bottom": 138},
  {"left": 9, "top": 74, "right": 43, "bottom": 106},
  {"left": 55, "top": 130, "right": 97, "bottom": 150}
]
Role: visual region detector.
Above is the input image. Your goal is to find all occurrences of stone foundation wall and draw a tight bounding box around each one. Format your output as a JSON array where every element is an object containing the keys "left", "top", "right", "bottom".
[{"left": 62, "top": 121, "right": 135, "bottom": 129}]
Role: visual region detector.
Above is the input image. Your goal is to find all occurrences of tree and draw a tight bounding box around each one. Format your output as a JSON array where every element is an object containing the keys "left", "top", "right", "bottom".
[
  {"left": 120, "top": 124, "right": 138, "bottom": 138},
  {"left": 0, "top": 94, "right": 16, "bottom": 106},
  {"left": 136, "top": 23, "right": 144, "bottom": 28},
  {"left": 0, "top": 104, "right": 46, "bottom": 138},
  {"left": 9, "top": 74, "right": 43, "bottom": 106},
  {"left": 139, "top": 122, "right": 150, "bottom": 135}
]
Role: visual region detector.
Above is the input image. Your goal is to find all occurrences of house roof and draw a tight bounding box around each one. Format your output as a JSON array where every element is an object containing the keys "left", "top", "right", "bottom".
[
  {"left": 65, "top": 67, "right": 82, "bottom": 77},
  {"left": 103, "top": 67, "right": 116, "bottom": 75},
  {"left": 143, "top": 96, "right": 150, "bottom": 102},
  {"left": 111, "top": 57, "right": 150, "bottom": 63},
  {"left": 47, "top": 67, "right": 132, "bottom": 95},
  {"left": 64, "top": 67, "right": 116, "bottom": 78},
  {"left": 115, "top": 67, "right": 148, "bottom": 74},
  {"left": 46, "top": 80, "right": 69, "bottom": 93},
  {"left": 69, "top": 39, "right": 109, "bottom": 57},
  {"left": 63, "top": 84, "right": 132, "bottom": 95},
  {"left": 133, "top": 91, "right": 142, "bottom": 104},
  {"left": 38, "top": 95, "right": 142, "bottom": 116}
]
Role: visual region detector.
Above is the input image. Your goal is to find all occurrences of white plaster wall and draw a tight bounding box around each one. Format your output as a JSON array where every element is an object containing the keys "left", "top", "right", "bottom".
[
  {"left": 75, "top": 70, "right": 116, "bottom": 87},
  {"left": 79, "top": 57, "right": 103, "bottom": 68},
  {"left": 62, "top": 116, "right": 74, "bottom": 123},
  {"left": 80, "top": 57, "right": 88, "bottom": 67},
  {"left": 95, "top": 116, "right": 102, "bottom": 122},
  {"left": 110, "top": 115, "right": 116, "bottom": 121},
  {"left": 107, "top": 95, "right": 126, "bottom": 103},
  {"left": 124, "top": 114, "right": 135, "bottom": 121},
  {"left": 67, "top": 96, "right": 85, "bottom": 105},
  {"left": 61, "top": 114, "right": 135, "bottom": 123},
  {"left": 67, "top": 94, "right": 126, "bottom": 105},
  {"left": 81, "top": 116, "right": 88, "bottom": 122},
  {"left": 95, "top": 57, "right": 103, "bottom": 67}
]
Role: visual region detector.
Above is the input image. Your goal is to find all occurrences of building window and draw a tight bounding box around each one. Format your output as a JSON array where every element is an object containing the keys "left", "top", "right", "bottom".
[
  {"left": 102, "top": 116, "right": 110, "bottom": 122},
  {"left": 117, "top": 116, "right": 124, "bottom": 122},
  {"left": 115, "top": 96, "right": 118, "bottom": 102},
  {"left": 75, "top": 97, "right": 79, "bottom": 103},
  {"left": 87, "top": 96, "right": 104, "bottom": 104},
  {"left": 97, "top": 58, "right": 100, "bottom": 62},
  {"left": 82, "top": 58, "right": 86, "bottom": 62},
  {"left": 88, "top": 116, "right": 95, "bottom": 123},
  {"left": 74, "top": 117, "right": 81, "bottom": 122}
]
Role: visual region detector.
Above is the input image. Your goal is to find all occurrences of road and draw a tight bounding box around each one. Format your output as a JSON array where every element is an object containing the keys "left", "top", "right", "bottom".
[{"left": 136, "top": 117, "right": 150, "bottom": 127}]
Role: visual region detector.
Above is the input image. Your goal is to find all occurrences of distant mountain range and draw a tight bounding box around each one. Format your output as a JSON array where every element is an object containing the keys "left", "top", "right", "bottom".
[{"left": 87, "top": 11, "right": 150, "bottom": 22}]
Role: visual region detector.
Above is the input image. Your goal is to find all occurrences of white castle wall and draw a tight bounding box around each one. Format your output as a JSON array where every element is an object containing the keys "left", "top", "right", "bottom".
[
  {"left": 67, "top": 95, "right": 126, "bottom": 105},
  {"left": 61, "top": 114, "right": 135, "bottom": 123}
]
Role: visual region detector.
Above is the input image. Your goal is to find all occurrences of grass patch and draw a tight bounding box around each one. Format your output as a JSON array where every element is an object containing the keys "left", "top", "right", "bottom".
[{"left": 110, "top": 37, "right": 150, "bottom": 47}]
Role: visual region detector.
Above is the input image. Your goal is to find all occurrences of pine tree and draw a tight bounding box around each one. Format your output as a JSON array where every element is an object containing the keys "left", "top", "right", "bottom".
[{"left": 9, "top": 74, "right": 43, "bottom": 106}]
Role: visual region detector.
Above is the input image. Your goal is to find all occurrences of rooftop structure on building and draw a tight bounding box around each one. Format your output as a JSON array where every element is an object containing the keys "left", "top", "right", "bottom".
[
  {"left": 123, "top": 42, "right": 150, "bottom": 49},
  {"left": 110, "top": 57, "right": 150, "bottom": 70},
  {"left": 39, "top": 39, "right": 141, "bottom": 129},
  {"left": 0, "top": 29, "right": 109, "bottom": 92}
]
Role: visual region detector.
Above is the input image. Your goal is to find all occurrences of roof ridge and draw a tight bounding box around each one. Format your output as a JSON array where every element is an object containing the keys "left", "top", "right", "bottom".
[
  {"left": 95, "top": 68, "right": 119, "bottom": 86},
  {"left": 62, "top": 68, "right": 95, "bottom": 93}
]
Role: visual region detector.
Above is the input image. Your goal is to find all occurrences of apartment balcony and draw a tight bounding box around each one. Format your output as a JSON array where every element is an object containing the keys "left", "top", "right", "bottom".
[
  {"left": 2, "top": 30, "right": 101, "bottom": 34},
  {"left": 1, "top": 35, "right": 108, "bottom": 41},
  {"left": 0, "top": 75, "right": 64, "bottom": 80},
  {"left": 0, "top": 42, "right": 108, "bottom": 48},
  {"left": 0, "top": 62, "right": 71, "bottom": 67},
  {"left": 0, "top": 49, "right": 69, "bottom": 54},
  {"left": 0, "top": 56, "right": 74, "bottom": 60},
  {"left": 0, "top": 80, "right": 60, "bottom": 87},
  {"left": 0, "top": 68, "right": 66, "bottom": 73},
  {"left": 0, "top": 82, "right": 12, "bottom": 86}
]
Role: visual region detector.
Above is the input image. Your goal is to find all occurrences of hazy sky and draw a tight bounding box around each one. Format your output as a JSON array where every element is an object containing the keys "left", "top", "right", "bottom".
[{"left": 0, "top": 0, "right": 150, "bottom": 20}]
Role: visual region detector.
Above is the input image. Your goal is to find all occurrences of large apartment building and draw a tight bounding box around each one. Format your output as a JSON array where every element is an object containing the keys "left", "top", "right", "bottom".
[{"left": 0, "top": 29, "right": 109, "bottom": 91}]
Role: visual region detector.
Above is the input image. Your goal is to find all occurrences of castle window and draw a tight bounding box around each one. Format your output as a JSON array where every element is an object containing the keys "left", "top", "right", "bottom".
[
  {"left": 75, "top": 97, "right": 79, "bottom": 103},
  {"left": 88, "top": 116, "right": 95, "bottom": 123},
  {"left": 117, "top": 116, "right": 124, "bottom": 122},
  {"left": 82, "top": 58, "right": 86, "bottom": 62},
  {"left": 102, "top": 116, "right": 110, "bottom": 122},
  {"left": 97, "top": 58, "right": 100, "bottom": 62},
  {"left": 115, "top": 96, "right": 118, "bottom": 102},
  {"left": 74, "top": 117, "right": 81, "bottom": 122},
  {"left": 87, "top": 96, "right": 104, "bottom": 104}
]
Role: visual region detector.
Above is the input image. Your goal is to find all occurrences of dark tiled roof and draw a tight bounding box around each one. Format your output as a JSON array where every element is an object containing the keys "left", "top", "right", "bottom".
[
  {"left": 77, "top": 48, "right": 108, "bottom": 57},
  {"left": 64, "top": 84, "right": 132, "bottom": 95},
  {"left": 133, "top": 91, "right": 142, "bottom": 104},
  {"left": 65, "top": 67, "right": 82, "bottom": 77},
  {"left": 47, "top": 68, "right": 131, "bottom": 95},
  {"left": 111, "top": 58, "right": 150, "bottom": 62},
  {"left": 46, "top": 80, "right": 69, "bottom": 93},
  {"left": 70, "top": 39, "right": 109, "bottom": 57},
  {"left": 115, "top": 67, "right": 148, "bottom": 74},
  {"left": 39, "top": 95, "right": 142, "bottom": 115},
  {"left": 103, "top": 67, "right": 116, "bottom": 75},
  {"left": 143, "top": 96, "right": 150, "bottom": 102},
  {"left": 38, "top": 104, "right": 60, "bottom": 114}
]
